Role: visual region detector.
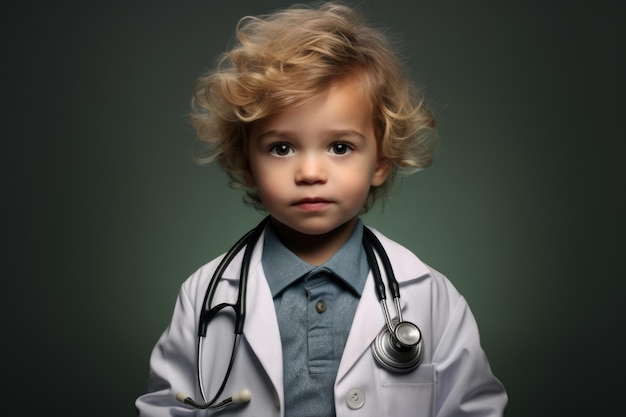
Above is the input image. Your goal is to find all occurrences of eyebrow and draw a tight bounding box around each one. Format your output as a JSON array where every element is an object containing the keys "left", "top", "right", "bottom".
[
  {"left": 255, "top": 129, "right": 366, "bottom": 142},
  {"left": 254, "top": 130, "right": 294, "bottom": 142}
]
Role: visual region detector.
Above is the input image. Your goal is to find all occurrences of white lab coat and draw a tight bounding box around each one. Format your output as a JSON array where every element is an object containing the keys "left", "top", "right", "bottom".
[{"left": 136, "top": 227, "right": 507, "bottom": 416}]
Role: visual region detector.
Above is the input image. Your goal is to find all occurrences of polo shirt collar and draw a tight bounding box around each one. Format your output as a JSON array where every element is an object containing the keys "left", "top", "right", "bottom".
[{"left": 262, "top": 219, "right": 368, "bottom": 298}]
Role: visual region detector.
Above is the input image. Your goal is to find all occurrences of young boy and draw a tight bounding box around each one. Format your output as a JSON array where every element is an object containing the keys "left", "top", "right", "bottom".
[{"left": 136, "top": 2, "right": 507, "bottom": 416}]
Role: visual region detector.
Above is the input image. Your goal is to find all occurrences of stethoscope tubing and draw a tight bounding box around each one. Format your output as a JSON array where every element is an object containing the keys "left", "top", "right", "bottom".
[
  {"left": 194, "top": 216, "right": 422, "bottom": 407},
  {"left": 196, "top": 216, "right": 269, "bottom": 405}
]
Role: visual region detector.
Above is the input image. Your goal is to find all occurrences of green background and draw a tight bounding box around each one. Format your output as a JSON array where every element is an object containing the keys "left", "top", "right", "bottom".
[{"left": 4, "top": 1, "right": 623, "bottom": 416}]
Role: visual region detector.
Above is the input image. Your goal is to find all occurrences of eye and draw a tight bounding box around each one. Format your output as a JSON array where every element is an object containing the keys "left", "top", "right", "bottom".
[
  {"left": 329, "top": 142, "right": 352, "bottom": 155},
  {"left": 269, "top": 142, "right": 293, "bottom": 156}
]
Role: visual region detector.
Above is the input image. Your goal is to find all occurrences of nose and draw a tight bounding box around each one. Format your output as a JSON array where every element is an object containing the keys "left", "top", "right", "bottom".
[{"left": 295, "top": 153, "right": 327, "bottom": 185}]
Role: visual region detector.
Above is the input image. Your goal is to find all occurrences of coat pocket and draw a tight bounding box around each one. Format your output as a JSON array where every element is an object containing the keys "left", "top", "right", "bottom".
[{"left": 380, "top": 363, "right": 435, "bottom": 417}]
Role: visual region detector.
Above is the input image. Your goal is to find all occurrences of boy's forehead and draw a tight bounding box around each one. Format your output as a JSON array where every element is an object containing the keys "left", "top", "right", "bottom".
[
  {"left": 271, "top": 73, "right": 374, "bottom": 116},
  {"left": 248, "top": 77, "right": 376, "bottom": 140}
]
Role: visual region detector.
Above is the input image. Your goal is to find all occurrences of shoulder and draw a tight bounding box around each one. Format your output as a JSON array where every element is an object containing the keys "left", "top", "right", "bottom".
[
  {"left": 177, "top": 249, "right": 244, "bottom": 303},
  {"left": 365, "top": 226, "right": 431, "bottom": 280},
  {"left": 365, "top": 225, "right": 463, "bottom": 300}
]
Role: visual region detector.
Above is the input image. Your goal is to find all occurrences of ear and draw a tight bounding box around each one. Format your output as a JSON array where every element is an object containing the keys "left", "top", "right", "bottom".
[{"left": 371, "top": 158, "right": 392, "bottom": 187}]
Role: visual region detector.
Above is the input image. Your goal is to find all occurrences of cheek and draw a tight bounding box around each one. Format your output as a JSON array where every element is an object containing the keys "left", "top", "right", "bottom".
[
  {"left": 246, "top": 153, "right": 269, "bottom": 188},
  {"left": 252, "top": 170, "right": 283, "bottom": 202},
  {"left": 341, "top": 170, "right": 374, "bottom": 200},
  {"left": 354, "top": 161, "right": 384, "bottom": 200}
]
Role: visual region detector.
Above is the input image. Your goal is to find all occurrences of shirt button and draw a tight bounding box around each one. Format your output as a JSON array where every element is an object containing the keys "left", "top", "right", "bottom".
[
  {"left": 315, "top": 300, "right": 326, "bottom": 313},
  {"left": 346, "top": 388, "right": 365, "bottom": 409}
]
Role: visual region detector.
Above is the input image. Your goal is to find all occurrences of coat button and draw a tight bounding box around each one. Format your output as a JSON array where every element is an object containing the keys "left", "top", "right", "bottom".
[
  {"left": 346, "top": 388, "right": 365, "bottom": 409},
  {"left": 315, "top": 300, "right": 326, "bottom": 313}
]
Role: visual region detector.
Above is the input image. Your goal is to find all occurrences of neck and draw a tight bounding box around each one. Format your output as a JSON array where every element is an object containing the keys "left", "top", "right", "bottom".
[{"left": 270, "top": 217, "right": 358, "bottom": 266}]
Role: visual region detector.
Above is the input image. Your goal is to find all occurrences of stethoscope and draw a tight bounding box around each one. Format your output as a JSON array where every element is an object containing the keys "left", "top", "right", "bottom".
[{"left": 177, "top": 216, "right": 423, "bottom": 410}]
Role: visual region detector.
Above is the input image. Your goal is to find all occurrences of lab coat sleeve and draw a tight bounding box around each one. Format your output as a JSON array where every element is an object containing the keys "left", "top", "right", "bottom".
[
  {"left": 135, "top": 267, "right": 207, "bottom": 417},
  {"left": 432, "top": 292, "right": 508, "bottom": 417}
]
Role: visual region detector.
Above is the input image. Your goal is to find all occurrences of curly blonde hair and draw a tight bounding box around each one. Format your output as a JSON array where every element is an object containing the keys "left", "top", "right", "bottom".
[{"left": 190, "top": 1, "right": 436, "bottom": 211}]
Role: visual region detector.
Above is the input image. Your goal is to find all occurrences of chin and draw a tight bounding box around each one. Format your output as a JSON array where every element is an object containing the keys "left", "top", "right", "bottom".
[{"left": 274, "top": 216, "right": 355, "bottom": 236}]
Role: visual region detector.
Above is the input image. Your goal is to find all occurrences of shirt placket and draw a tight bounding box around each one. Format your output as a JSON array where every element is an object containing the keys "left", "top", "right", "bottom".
[{"left": 304, "top": 271, "right": 336, "bottom": 374}]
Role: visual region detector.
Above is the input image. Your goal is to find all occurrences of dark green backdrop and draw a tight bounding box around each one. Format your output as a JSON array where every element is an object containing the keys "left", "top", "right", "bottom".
[{"left": 4, "top": 1, "right": 623, "bottom": 416}]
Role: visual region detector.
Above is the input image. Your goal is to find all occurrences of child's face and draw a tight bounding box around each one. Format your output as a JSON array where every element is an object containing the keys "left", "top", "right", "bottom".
[{"left": 246, "top": 76, "right": 390, "bottom": 236}]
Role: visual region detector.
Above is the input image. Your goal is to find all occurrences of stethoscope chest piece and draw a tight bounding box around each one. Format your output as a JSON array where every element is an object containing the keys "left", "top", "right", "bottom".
[{"left": 372, "top": 319, "right": 423, "bottom": 373}]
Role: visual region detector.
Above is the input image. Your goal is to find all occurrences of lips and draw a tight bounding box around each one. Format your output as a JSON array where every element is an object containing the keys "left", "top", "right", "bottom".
[
  {"left": 293, "top": 197, "right": 331, "bottom": 211},
  {"left": 294, "top": 197, "right": 328, "bottom": 204}
]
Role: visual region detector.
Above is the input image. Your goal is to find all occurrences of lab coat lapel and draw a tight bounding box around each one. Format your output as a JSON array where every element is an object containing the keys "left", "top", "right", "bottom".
[
  {"left": 336, "top": 269, "right": 387, "bottom": 382},
  {"left": 222, "top": 232, "right": 284, "bottom": 404},
  {"left": 244, "top": 258, "right": 284, "bottom": 390},
  {"left": 336, "top": 273, "right": 411, "bottom": 381},
  {"left": 336, "top": 229, "right": 428, "bottom": 382}
]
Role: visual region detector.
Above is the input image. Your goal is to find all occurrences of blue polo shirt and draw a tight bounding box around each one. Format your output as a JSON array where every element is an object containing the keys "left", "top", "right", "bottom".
[{"left": 261, "top": 219, "right": 370, "bottom": 417}]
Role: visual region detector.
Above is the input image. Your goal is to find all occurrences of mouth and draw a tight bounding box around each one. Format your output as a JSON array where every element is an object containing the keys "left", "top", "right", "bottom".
[{"left": 292, "top": 197, "right": 331, "bottom": 211}]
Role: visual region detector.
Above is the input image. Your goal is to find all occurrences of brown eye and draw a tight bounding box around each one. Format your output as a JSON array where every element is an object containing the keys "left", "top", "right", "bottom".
[
  {"left": 270, "top": 143, "right": 293, "bottom": 156},
  {"left": 330, "top": 142, "right": 352, "bottom": 155}
]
